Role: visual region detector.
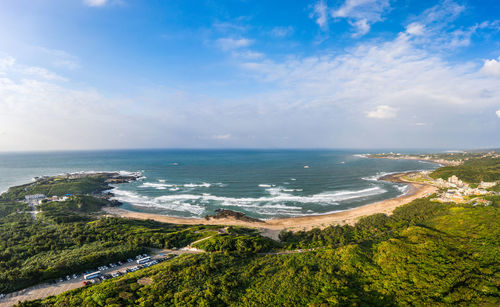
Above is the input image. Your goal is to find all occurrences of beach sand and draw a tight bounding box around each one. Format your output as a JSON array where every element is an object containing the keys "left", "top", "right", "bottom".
[{"left": 103, "top": 172, "right": 437, "bottom": 240}]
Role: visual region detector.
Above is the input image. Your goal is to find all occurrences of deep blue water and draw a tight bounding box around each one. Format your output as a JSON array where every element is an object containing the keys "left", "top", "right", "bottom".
[{"left": 0, "top": 149, "right": 438, "bottom": 219}]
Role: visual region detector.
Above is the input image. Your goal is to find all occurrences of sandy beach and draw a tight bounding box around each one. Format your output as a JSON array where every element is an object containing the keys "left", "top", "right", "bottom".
[{"left": 103, "top": 172, "right": 437, "bottom": 240}]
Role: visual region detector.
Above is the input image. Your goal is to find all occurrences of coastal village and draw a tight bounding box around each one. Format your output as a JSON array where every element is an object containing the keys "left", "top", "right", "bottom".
[
  {"left": 404, "top": 171, "right": 497, "bottom": 206},
  {"left": 367, "top": 151, "right": 499, "bottom": 206}
]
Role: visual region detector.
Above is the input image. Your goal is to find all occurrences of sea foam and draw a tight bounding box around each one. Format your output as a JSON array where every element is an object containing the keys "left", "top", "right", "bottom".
[{"left": 111, "top": 184, "right": 387, "bottom": 217}]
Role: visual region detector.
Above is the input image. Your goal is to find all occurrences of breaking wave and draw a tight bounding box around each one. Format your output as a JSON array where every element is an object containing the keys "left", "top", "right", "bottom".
[
  {"left": 111, "top": 185, "right": 387, "bottom": 217},
  {"left": 138, "top": 181, "right": 226, "bottom": 190}
]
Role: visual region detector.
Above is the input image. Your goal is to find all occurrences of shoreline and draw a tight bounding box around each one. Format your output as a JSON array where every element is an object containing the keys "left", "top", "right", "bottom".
[{"left": 103, "top": 171, "right": 437, "bottom": 240}]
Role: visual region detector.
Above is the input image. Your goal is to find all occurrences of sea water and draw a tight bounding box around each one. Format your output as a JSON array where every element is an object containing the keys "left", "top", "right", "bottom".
[{"left": 0, "top": 149, "right": 438, "bottom": 219}]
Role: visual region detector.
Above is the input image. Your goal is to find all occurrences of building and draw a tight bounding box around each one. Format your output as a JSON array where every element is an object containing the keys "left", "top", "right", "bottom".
[
  {"left": 479, "top": 181, "right": 497, "bottom": 189},
  {"left": 25, "top": 194, "right": 46, "bottom": 201}
]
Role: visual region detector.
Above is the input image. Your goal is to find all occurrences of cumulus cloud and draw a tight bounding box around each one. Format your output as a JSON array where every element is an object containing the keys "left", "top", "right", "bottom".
[
  {"left": 83, "top": 0, "right": 108, "bottom": 7},
  {"left": 497, "top": 110, "right": 500, "bottom": 118},
  {"left": 366, "top": 105, "right": 397, "bottom": 119},
  {"left": 481, "top": 57, "right": 500, "bottom": 77},
  {"left": 216, "top": 37, "right": 253, "bottom": 50}
]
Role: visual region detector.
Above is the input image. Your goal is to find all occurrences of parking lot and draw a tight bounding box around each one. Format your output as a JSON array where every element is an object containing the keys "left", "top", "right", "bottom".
[{"left": 0, "top": 252, "right": 174, "bottom": 307}]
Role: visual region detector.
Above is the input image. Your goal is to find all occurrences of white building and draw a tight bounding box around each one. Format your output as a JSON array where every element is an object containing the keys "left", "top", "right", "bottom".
[{"left": 25, "top": 194, "right": 46, "bottom": 201}]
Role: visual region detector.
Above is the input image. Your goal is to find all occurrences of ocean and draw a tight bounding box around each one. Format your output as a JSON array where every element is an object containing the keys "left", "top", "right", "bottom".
[{"left": 0, "top": 149, "right": 438, "bottom": 219}]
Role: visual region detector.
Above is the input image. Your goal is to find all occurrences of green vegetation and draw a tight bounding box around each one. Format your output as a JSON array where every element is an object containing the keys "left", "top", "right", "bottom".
[
  {"left": 22, "top": 198, "right": 499, "bottom": 306},
  {"left": 38, "top": 195, "right": 111, "bottom": 223},
  {"left": 430, "top": 157, "right": 500, "bottom": 182},
  {"left": 0, "top": 175, "right": 224, "bottom": 294},
  {"left": 279, "top": 198, "right": 446, "bottom": 249},
  {"left": 0, "top": 174, "right": 110, "bottom": 201},
  {"left": 193, "top": 234, "right": 279, "bottom": 253}
]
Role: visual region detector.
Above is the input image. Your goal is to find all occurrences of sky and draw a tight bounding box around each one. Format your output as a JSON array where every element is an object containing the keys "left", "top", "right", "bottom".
[{"left": 0, "top": 0, "right": 499, "bottom": 151}]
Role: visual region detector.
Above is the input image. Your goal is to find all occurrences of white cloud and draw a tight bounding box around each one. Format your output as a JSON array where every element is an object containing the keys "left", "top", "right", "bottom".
[
  {"left": 212, "top": 21, "right": 249, "bottom": 33},
  {"left": 270, "top": 26, "right": 294, "bottom": 37},
  {"left": 350, "top": 19, "right": 370, "bottom": 37},
  {"left": 0, "top": 56, "right": 15, "bottom": 71},
  {"left": 366, "top": 105, "right": 397, "bottom": 119},
  {"left": 406, "top": 23, "right": 425, "bottom": 36},
  {"left": 311, "top": 0, "right": 329, "bottom": 30},
  {"left": 232, "top": 50, "right": 265, "bottom": 59},
  {"left": 481, "top": 57, "right": 500, "bottom": 77},
  {"left": 36, "top": 47, "right": 80, "bottom": 70},
  {"left": 83, "top": 0, "right": 108, "bottom": 7},
  {"left": 0, "top": 56, "right": 66, "bottom": 81},
  {"left": 235, "top": 31, "right": 500, "bottom": 147},
  {"left": 496, "top": 110, "right": 500, "bottom": 118},
  {"left": 22, "top": 66, "right": 67, "bottom": 81},
  {"left": 404, "top": 1, "right": 500, "bottom": 51},
  {"left": 330, "top": 0, "right": 390, "bottom": 36},
  {"left": 216, "top": 37, "right": 253, "bottom": 50},
  {"left": 418, "top": 0, "right": 464, "bottom": 25},
  {"left": 0, "top": 55, "right": 186, "bottom": 151},
  {"left": 211, "top": 134, "right": 231, "bottom": 140}
]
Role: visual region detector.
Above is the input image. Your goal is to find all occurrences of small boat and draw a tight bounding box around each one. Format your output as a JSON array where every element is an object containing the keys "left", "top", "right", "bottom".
[{"left": 304, "top": 165, "right": 310, "bottom": 168}]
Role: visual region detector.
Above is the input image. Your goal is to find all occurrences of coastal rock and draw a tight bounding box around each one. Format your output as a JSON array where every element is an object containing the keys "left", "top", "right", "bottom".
[{"left": 204, "top": 209, "right": 263, "bottom": 223}]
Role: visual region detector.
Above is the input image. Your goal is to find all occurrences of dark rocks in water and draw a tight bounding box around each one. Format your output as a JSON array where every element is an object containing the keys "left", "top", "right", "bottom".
[
  {"left": 204, "top": 209, "right": 263, "bottom": 223},
  {"left": 109, "top": 200, "right": 122, "bottom": 207},
  {"left": 105, "top": 176, "right": 138, "bottom": 184}
]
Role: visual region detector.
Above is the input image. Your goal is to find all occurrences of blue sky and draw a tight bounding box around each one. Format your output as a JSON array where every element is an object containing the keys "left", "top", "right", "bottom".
[{"left": 0, "top": 0, "right": 499, "bottom": 151}]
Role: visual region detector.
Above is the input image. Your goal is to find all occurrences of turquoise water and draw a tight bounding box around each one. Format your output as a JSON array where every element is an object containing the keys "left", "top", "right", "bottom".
[{"left": 0, "top": 150, "right": 438, "bottom": 219}]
